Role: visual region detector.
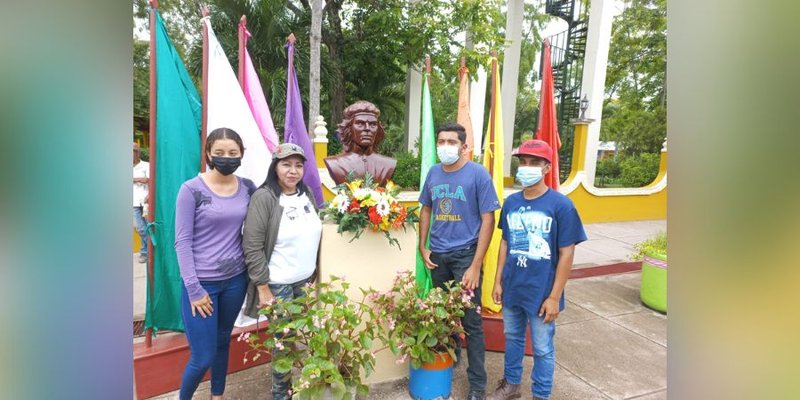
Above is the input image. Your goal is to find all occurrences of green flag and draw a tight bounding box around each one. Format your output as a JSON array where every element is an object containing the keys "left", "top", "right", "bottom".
[
  {"left": 144, "top": 11, "right": 202, "bottom": 333},
  {"left": 415, "top": 72, "right": 436, "bottom": 297}
]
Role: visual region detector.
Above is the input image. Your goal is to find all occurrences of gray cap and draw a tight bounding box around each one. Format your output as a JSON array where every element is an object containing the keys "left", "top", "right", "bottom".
[{"left": 273, "top": 142, "right": 306, "bottom": 161}]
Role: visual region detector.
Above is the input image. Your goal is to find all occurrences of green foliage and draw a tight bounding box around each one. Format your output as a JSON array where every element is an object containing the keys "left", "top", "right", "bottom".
[
  {"left": 619, "top": 153, "right": 660, "bottom": 187},
  {"left": 133, "top": 40, "right": 149, "bottom": 123},
  {"left": 595, "top": 152, "right": 661, "bottom": 188},
  {"left": 318, "top": 174, "right": 419, "bottom": 249},
  {"left": 631, "top": 231, "right": 667, "bottom": 260},
  {"left": 391, "top": 151, "right": 421, "bottom": 190},
  {"left": 245, "top": 277, "right": 380, "bottom": 399},
  {"left": 378, "top": 124, "right": 408, "bottom": 158},
  {"left": 601, "top": 0, "right": 666, "bottom": 157},
  {"left": 370, "top": 271, "right": 475, "bottom": 369},
  {"left": 596, "top": 157, "right": 621, "bottom": 179}
]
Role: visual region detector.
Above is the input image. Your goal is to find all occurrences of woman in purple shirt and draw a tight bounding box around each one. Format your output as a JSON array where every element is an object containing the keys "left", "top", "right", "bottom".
[{"left": 174, "top": 128, "right": 256, "bottom": 400}]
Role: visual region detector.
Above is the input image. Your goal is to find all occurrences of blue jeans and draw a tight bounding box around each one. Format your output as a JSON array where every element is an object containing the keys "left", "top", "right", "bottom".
[
  {"left": 179, "top": 271, "right": 247, "bottom": 400},
  {"left": 133, "top": 206, "right": 148, "bottom": 257},
  {"left": 268, "top": 277, "right": 311, "bottom": 400},
  {"left": 430, "top": 245, "right": 486, "bottom": 393},
  {"left": 502, "top": 304, "right": 556, "bottom": 399}
]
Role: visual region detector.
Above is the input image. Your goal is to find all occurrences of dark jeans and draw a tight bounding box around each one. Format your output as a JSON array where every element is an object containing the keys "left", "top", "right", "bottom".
[
  {"left": 430, "top": 245, "right": 487, "bottom": 393},
  {"left": 268, "top": 277, "right": 311, "bottom": 400},
  {"left": 179, "top": 271, "right": 247, "bottom": 400}
]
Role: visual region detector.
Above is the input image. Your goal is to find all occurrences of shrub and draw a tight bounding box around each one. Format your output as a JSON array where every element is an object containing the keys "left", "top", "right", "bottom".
[
  {"left": 596, "top": 156, "right": 621, "bottom": 179},
  {"left": 631, "top": 231, "right": 667, "bottom": 260},
  {"left": 391, "top": 151, "right": 421, "bottom": 190},
  {"left": 619, "top": 153, "right": 660, "bottom": 187}
]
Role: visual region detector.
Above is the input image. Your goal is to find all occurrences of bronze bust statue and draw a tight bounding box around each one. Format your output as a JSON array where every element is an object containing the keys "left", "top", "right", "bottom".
[{"left": 324, "top": 101, "right": 397, "bottom": 185}]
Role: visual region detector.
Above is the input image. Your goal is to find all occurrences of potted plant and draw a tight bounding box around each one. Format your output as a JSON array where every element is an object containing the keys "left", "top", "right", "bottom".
[
  {"left": 319, "top": 173, "right": 419, "bottom": 249},
  {"left": 243, "top": 276, "right": 382, "bottom": 399},
  {"left": 370, "top": 271, "right": 475, "bottom": 400},
  {"left": 631, "top": 231, "right": 667, "bottom": 313}
]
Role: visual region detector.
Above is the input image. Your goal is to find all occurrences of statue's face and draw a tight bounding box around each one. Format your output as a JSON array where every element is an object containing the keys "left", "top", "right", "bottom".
[{"left": 351, "top": 113, "right": 379, "bottom": 148}]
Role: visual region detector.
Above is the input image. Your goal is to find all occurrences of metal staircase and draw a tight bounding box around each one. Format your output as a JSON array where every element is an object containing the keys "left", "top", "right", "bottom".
[{"left": 539, "top": 0, "right": 589, "bottom": 180}]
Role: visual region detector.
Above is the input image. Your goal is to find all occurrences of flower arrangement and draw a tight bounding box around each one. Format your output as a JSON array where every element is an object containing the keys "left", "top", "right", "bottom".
[
  {"left": 319, "top": 173, "right": 419, "bottom": 249},
  {"left": 243, "top": 276, "right": 381, "bottom": 399},
  {"left": 370, "top": 271, "right": 476, "bottom": 369}
]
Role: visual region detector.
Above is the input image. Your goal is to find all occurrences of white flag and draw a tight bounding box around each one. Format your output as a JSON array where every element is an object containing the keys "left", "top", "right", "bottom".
[{"left": 204, "top": 18, "right": 271, "bottom": 186}]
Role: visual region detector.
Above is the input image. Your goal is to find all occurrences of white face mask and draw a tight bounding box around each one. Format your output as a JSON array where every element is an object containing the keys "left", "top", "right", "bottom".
[
  {"left": 437, "top": 145, "right": 461, "bottom": 165},
  {"left": 516, "top": 166, "right": 543, "bottom": 187}
]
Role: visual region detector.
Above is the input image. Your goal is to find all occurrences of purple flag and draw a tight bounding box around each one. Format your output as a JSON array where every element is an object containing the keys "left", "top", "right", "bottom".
[{"left": 285, "top": 36, "right": 323, "bottom": 206}]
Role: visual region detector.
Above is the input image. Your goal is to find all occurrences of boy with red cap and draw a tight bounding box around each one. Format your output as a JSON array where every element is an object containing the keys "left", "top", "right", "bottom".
[{"left": 487, "top": 140, "right": 587, "bottom": 400}]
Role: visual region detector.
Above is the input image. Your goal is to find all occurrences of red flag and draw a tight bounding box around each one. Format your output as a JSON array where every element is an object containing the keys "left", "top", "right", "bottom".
[{"left": 534, "top": 39, "right": 561, "bottom": 190}]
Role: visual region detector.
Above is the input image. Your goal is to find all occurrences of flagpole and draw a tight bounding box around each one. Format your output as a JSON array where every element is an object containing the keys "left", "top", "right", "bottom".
[
  {"left": 145, "top": 0, "right": 159, "bottom": 348},
  {"left": 287, "top": 32, "right": 297, "bottom": 121},
  {"left": 488, "top": 51, "right": 498, "bottom": 176},
  {"left": 200, "top": 5, "right": 210, "bottom": 171},
  {"left": 238, "top": 15, "right": 246, "bottom": 88}
]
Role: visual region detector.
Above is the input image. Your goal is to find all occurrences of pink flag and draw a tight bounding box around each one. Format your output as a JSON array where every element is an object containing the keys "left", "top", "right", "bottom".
[{"left": 239, "top": 19, "right": 279, "bottom": 152}]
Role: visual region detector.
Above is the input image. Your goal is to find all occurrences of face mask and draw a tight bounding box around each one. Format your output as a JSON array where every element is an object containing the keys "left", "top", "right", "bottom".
[
  {"left": 516, "top": 166, "right": 543, "bottom": 187},
  {"left": 210, "top": 156, "right": 241, "bottom": 176},
  {"left": 437, "top": 145, "right": 461, "bottom": 166}
]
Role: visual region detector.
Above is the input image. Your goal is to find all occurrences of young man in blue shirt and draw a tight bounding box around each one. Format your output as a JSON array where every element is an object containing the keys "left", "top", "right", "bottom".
[
  {"left": 419, "top": 122, "right": 501, "bottom": 400},
  {"left": 488, "top": 140, "right": 587, "bottom": 400}
]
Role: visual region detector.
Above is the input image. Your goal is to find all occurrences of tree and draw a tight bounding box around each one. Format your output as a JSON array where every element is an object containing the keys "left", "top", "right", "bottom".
[
  {"left": 601, "top": 0, "right": 666, "bottom": 156},
  {"left": 133, "top": 40, "right": 149, "bottom": 127}
]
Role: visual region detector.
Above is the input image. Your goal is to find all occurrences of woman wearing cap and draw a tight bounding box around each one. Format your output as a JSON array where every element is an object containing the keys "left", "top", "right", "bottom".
[
  {"left": 174, "top": 128, "right": 257, "bottom": 400},
  {"left": 242, "top": 143, "right": 322, "bottom": 400}
]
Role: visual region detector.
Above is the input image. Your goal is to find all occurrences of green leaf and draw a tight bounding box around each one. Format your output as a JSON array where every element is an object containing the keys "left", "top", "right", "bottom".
[
  {"left": 425, "top": 336, "right": 438, "bottom": 347},
  {"left": 273, "top": 357, "right": 293, "bottom": 374}
]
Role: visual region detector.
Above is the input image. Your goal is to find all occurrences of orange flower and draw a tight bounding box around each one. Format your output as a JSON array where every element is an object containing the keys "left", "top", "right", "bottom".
[{"left": 392, "top": 208, "right": 407, "bottom": 228}]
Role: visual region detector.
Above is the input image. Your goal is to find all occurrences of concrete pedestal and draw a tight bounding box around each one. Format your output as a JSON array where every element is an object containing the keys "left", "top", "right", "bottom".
[{"left": 319, "top": 222, "right": 418, "bottom": 384}]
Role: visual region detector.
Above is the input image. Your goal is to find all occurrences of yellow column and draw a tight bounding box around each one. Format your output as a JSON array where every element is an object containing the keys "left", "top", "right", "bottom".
[
  {"left": 562, "top": 119, "right": 591, "bottom": 185},
  {"left": 314, "top": 141, "right": 327, "bottom": 168}
]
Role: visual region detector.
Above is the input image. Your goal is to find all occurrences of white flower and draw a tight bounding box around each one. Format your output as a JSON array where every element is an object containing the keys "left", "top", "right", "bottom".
[
  {"left": 353, "top": 188, "right": 371, "bottom": 200},
  {"left": 375, "top": 198, "right": 391, "bottom": 217},
  {"left": 332, "top": 194, "right": 349, "bottom": 213}
]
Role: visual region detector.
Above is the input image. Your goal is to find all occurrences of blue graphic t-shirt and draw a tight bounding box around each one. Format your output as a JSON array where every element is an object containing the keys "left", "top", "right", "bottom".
[
  {"left": 498, "top": 189, "right": 587, "bottom": 312},
  {"left": 419, "top": 161, "right": 500, "bottom": 252}
]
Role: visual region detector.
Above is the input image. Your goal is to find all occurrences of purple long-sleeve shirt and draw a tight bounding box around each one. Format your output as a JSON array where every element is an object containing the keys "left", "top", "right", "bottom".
[{"left": 174, "top": 176, "right": 254, "bottom": 301}]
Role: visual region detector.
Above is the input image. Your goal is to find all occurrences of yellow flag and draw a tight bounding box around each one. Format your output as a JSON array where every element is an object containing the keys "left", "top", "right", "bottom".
[{"left": 481, "top": 57, "right": 504, "bottom": 313}]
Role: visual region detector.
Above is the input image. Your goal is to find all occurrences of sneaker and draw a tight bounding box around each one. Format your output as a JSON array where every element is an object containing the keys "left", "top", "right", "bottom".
[
  {"left": 467, "top": 390, "right": 485, "bottom": 400},
  {"left": 486, "top": 378, "right": 521, "bottom": 400},
  {"left": 138, "top": 253, "right": 147, "bottom": 264}
]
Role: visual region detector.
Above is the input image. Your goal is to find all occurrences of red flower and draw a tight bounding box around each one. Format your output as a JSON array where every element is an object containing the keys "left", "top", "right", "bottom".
[
  {"left": 368, "top": 206, "right": 382, "bottom": 225},
  {"left": 348, "top": 199, "right": 361, "bottom": 213}
]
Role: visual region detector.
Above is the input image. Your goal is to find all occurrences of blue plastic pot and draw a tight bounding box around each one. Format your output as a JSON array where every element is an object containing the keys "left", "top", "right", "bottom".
[{"left": 408, "top": 353, "right": 453, "bottom": 400}]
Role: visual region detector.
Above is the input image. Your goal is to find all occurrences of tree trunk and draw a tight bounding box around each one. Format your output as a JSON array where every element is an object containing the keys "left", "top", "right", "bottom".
[
  {"left": 324, "top": 1, "right": 346, "bottom": 128},
  {"left": 309, "top": 0, "right": 323, "bottom": 132}
]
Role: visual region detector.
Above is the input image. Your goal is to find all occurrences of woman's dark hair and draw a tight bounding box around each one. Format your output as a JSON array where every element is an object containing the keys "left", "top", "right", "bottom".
[
  {"left": 205, "top": 128, "right": 245, "bottom": 169},
  {"left": 261, "top": 155, "right": 308, "bottom": 197}
]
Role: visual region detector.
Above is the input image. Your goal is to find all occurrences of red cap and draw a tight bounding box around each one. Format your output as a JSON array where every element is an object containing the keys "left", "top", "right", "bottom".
[{"left": 512, "top": 139, "right": 553, "bottom": 163}]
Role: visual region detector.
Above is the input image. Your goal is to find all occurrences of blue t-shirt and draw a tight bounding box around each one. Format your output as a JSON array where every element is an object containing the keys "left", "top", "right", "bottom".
[
  {"left": 498, "top": 189, "right": 587, "bottom": 312},
  {"left": 419, "top": 161, "right": 500, "bottom": 252}
]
